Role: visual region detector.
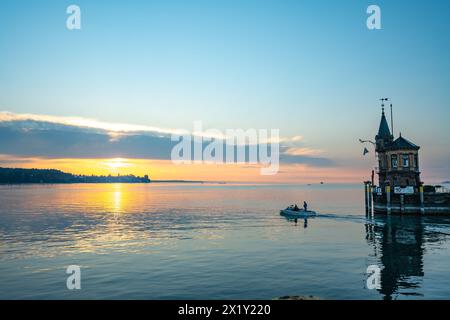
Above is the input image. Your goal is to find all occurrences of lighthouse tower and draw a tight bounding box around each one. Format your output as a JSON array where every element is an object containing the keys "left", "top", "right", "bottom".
[{"left": 375, "top": 106, "right": 421, "bottom": 189}]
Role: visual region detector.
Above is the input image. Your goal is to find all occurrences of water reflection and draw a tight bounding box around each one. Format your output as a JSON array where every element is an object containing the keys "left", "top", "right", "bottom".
[
  {"left": 365, "top": 215, "right": 449, "bottom": 300},
  {"left": 3, "top": 183, "right": 450, "bottom": 299},
  {"left": 282, "top": 216, "right": 311, "bottom": 229},
  {"left": 0, "top": 184, "right": 258, "bottom": 260},
  {"left": 112, "top": 184, "right": 122, "bottom": 217}
]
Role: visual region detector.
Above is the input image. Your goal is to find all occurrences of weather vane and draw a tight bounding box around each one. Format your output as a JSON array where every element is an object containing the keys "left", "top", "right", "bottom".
[{"left": 379, "top": 98, "right": 389, "bottom": 111}]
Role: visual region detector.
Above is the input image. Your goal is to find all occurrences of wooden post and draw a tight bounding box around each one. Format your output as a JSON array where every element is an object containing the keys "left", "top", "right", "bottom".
[
  {"left": 368, "top": 183, "right": 373, "bottom": 215},
  {"left": 420, "top": 185, "right": 425, "bottom": 214},
  {"left": 400, "top": 195, "right": 405, "bottom": 214},
  {"left": 386, "top": 186, "right": 391, "bottom": 215},
  {"left": 364, "top": 182, "right": 369, "bottom": 215}
]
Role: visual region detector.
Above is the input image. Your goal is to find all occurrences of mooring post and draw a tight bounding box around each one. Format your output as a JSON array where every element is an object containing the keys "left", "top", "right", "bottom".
[
  {"left": 400, "top": 195, "right": 405, "bottom": 214},
  {"left": 368, "top": 183, "right": 373, "bottom": 215},
  {"left": 386, "top": 186, "right": 391, "bottom": 215},
  {"left": 364, "top": 182, "right": 369, "bottom": 215},
  {"left": 364, "top": 181, "right": 369, "bottom": 214},
  {"left": 420, "top": 185, "right": 425, "bottom": 214}
]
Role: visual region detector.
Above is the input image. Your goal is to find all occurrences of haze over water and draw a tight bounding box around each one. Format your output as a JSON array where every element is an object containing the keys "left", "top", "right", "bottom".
[{"left": 1, "top": 183, "right": 450, "bottom": 300}]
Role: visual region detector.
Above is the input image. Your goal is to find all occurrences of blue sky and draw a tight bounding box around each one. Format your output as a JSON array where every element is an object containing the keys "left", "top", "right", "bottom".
[{"left": 0, "top": 0, "right": 449, "bottom": 181}]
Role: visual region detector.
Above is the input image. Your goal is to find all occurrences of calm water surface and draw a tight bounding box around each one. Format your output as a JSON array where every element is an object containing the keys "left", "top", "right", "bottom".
[{"left": 1, "top": 183, "right": 450, "bottom": 300}]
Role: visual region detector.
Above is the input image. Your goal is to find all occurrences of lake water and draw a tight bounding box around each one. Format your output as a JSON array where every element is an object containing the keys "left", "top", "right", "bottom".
[{"left": 1, "top": 183, "right": 450, "bottom": 300}]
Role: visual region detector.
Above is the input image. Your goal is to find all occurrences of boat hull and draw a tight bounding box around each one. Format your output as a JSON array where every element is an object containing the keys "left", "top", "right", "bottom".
[{"left": 280, "top": 209, "right": 317, "bottom": 218}]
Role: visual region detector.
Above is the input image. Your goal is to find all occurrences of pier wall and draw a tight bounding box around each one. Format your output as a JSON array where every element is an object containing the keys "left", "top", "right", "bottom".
[{"left": 365, "top": 183, "right": 450, "bottom": 215}]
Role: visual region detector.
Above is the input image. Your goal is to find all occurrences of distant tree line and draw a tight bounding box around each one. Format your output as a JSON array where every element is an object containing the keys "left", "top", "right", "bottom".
[{"left": 0, "top": 167, "right": 151, "bottom": 184}]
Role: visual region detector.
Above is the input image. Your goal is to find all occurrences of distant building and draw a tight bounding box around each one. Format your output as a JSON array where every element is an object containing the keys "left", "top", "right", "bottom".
[
  {"left": 363, "top": 101, "right": 450, "bottom": 215},
  {"left": 375, "top": 108, "right": 421, "bottom": 188}
]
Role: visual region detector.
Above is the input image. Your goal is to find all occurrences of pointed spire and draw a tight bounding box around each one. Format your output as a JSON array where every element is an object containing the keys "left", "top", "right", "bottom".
[{"left": 377, "top": 108, "right": 391, "bottom": 139}]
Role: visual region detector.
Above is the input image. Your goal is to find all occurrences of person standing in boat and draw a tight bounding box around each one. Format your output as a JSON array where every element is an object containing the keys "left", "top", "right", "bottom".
[{"left": 303, "top": 201, "right": 308, "bottom": 212}]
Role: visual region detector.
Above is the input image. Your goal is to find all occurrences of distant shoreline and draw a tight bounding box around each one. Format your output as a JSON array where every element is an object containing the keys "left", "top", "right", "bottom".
[
  {"left": 0, "top": 167, "right": 216, "bottom": 184},
  {"left": 0, "top": 180, "right": 208, "bottom": 185},
  {"left": 0, "top": 167, "right": 151, "bottom": 184},
  {"left": 151, "top": 180, "right": 205, "bottom": 183},
  {"left": 0, "top": 181, "right": 209, "bottom": 185}
]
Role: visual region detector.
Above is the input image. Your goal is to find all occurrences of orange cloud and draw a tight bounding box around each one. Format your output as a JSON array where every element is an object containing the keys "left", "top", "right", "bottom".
[{"left": 283, "top": 147, "right": 324, "bottom": 156}]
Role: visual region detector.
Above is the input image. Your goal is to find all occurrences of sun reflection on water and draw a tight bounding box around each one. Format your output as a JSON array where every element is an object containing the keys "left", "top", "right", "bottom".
[{"left": 112, "top": 184, "right": 122, "bottom": 217}]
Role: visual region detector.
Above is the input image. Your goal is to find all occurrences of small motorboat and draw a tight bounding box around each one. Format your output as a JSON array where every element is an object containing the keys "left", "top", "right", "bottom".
[{"left": 280, "top": 208, "right": 317, "bottom": 217}]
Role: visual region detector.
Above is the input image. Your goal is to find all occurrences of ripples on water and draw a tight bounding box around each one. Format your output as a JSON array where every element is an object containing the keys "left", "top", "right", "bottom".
[{"left": 1, "top": 183, "right": 450, "bottom": 299}]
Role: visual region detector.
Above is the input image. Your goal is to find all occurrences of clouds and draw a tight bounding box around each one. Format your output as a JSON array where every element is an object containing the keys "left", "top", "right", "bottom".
[
  {"left": 0, "top": 111, "right": 334, "bottom": 167},
  {"left": 0, "top": 121, "right": 173, "bottom": 159}
]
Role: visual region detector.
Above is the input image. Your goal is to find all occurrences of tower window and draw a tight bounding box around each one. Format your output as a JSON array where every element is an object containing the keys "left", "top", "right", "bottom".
[
  {"left": 402, "top": 154, "right": 409, "bottom": 167},
  {"left": 391, "top": 154, "right": 398, "bottom": 168}
]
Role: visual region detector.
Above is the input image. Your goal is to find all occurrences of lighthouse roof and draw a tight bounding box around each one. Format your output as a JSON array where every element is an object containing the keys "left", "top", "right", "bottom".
[
  {"left": 376, "top": 110, "right": 391, "bottom": 140},
  {"left": 387, "top": 135, "right": 420, "bottom": 151}
]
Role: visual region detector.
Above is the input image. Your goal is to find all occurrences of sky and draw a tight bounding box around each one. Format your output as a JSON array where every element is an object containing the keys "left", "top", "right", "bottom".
[{"left": 0, "top": 0, "right": 449, "bottom": 183}]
